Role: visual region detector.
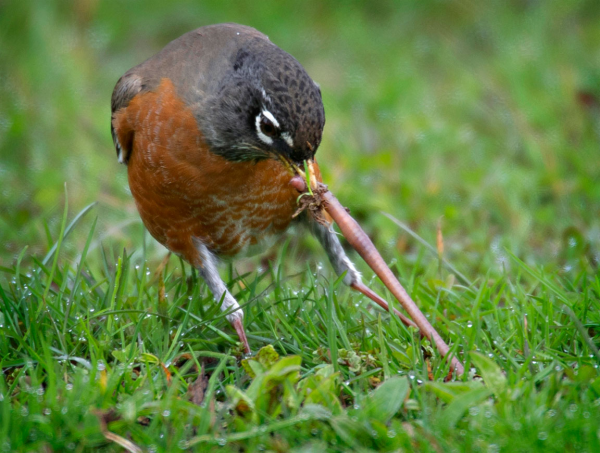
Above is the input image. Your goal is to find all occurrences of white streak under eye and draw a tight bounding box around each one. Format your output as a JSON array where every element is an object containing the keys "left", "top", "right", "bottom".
[
  {"left": 255, "top": 113, "right": 274, "bottom": 145},
  {"left": 281, "top": 132, "right": 293, "bottom": 147},
  {"left": 261, "top": 109, "right": 279, "bottom": 128}
]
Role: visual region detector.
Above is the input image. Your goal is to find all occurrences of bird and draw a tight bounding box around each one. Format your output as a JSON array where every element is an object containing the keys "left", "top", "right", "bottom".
[
  {"left": 110, "top": 23, "right": 467, "bottom": 377},
  {"left": 111, "top": 23, "right": 364, "bottom": 353}
]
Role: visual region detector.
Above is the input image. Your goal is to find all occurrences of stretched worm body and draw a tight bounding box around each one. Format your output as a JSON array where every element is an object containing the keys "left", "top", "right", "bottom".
[{"left": 319, "top": 184, "right": 465, "bottom": 376}]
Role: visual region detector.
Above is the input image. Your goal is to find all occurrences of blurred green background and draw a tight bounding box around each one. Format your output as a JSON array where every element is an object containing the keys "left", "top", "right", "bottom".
[{"left": 1, "top": 0, "right": 599, "bottom": 275}]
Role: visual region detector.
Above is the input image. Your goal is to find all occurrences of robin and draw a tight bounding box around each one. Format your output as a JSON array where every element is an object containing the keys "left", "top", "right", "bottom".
[{"left": 111, "top": 23, "right": 364, "bottom": 353}]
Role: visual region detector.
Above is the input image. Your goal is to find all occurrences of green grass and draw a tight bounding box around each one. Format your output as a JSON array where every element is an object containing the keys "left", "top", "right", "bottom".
[{"left": 2, "top": 0, "right": 600, "bottom": 451}]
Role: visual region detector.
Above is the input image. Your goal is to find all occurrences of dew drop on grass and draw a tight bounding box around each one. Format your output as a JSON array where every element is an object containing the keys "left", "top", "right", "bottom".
[
  {"left": 217, "top": 438, "right": 227, "bottom": 446},
  {"left": 44, "top": 408, "right": 51, "bottom": 415},
  {"left": 538, "top": 431, "right": 548, "bottom": 441},
  {"left": 66, "top": 383, "right": 73, "bottom": 391},
  {"left": 97, "top": 361, "right": 106, "bottom": 371},
  {"left": 467, "top": 321, "right": 473, "bottom": 328},
  {"left": 162, "top": 409, "right": 171, "bottom": 417},
  {"left": 177, "top": 440, "right": 188, "bottom": 449}
]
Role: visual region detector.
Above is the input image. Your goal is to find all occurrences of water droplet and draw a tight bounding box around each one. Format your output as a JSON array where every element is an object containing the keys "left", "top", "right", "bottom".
[
  {"left": 97, "top": 361, "right": 106, "bottom": 371},
  {"left": 467, "top": 321, "right": 473, "bottom": 328},
  {"left": 538, "top": 431, "right": 548, "bottom": 441},
  {"left": 44, "top": 408, "right": 51, "bottom": 415},
  {"left": 488, "top": 444, "right": 500, "bottom": 453},
  {"left": 177, "top": 440, "right": 189, "bottom": 449},
  {"left": 162, "top": 409, "right": 171, "bottom": 417},
  {"left": 66, "top": 384, "right": 73, "bottom": 391},
  {"left": 217, "top": 438, "right": 227, "bottom": 446}
]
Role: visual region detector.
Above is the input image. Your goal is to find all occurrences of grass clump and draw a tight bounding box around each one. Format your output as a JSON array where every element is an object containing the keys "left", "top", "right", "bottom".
[{"left": 1, "top": 201, "right": 599, "bottom": 452}]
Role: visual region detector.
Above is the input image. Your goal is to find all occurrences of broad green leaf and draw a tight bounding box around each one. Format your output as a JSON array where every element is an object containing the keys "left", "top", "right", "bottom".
[
  {"left": 139, "top": 353, "right": 160, "bottom": 364},
  {"left": 254, "top": 344, "right": 280, "bottom": 368},
  {"left": 267, "top": 355, "right": 302, "bottom": 380},
  {"left": 470, "top": 351, "right": 507, "bottom": 397},
  {"left": 315, "top": 364, "right": 335, "bottom": 378},
  {"left": 364, "top": 376, "right": 409, "bottom": 423},
  {"left": 111, "top": 350, "right": 128, "bottom": 363},
  {"left": 243, "top": 359, "right": 266, "bottom": 379},
  {"left": 439, "top": 387, "right": 492, "bottom": 430},
  {"left": 242, "top": 344, "right": 280, "bottom": 377},
  {"left": 300, "top": 404, "right": 332, "bottom": 421},
  {"left": 226, "top": 385, "right": 255, "bottom": 416},
  {"left": 424, "top": 381, "right": 485, "bottom": 404},
  {"left": 330, "top": 416, "right": 363, "bottom": 447}
]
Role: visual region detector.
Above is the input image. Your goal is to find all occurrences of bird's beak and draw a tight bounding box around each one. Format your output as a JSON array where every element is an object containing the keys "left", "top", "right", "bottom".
[{"left": 304, "top": 159, "right": 464, "bottom": 377}]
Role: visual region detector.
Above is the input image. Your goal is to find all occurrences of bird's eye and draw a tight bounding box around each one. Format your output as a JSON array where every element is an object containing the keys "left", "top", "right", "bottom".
[{"left": 260, "top": 117, "right": 279, "bottom": 138}]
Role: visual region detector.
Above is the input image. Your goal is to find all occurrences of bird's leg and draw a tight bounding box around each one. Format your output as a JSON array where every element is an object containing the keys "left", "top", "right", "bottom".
[
  {"left": 192, "top": 238, "right": 251, "bottom": 354},
  {"left": 309, "top": 219, "right": 416, "bottom": 329}
]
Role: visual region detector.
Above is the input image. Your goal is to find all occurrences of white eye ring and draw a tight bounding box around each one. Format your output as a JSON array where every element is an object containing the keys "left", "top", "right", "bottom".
[{"left": 255, "top": 110, "right": 280, "bottom": 145}]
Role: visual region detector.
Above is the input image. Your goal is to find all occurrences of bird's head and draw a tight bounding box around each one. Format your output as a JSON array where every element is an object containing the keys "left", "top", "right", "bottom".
[{"left": 201, "top": 40, "right": 325, "bottom": 169}]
